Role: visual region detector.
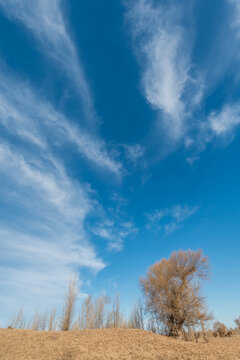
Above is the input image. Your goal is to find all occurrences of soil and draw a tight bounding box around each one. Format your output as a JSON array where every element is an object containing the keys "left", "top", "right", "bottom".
[{"left": 0, "top": 328, "right": 239, "bottom": 360}]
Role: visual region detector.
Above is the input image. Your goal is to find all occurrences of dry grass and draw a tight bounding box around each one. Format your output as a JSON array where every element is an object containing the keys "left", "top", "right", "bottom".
[{"left": 0, "top": 328, "right": 239, "bottom": 360}]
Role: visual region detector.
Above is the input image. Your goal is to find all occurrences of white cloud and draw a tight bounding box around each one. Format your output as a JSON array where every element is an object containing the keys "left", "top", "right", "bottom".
[
  {"left": 0, "top": 139, "right": 106, "bottom": 322},
  {"left": 0, "top": 143, "right": 90, "bottom": 219},
  {"left": 229, "top": 0, "right": 240, "bottom": 36},
  {"left": 190, "top": 2, "right": 240, "bottom": 152},
  {"left": 207, "top": 103, "right": 240, "bottom": 136},
  {"left": 0, "top": 10, "right": 123, "bottom": 318},
  {"left": 147, "top": 204, "right": 198, "bottom": 235},
  {"left": 185, "top": 103, "right": 240, "bottom": 161},
  {"left": 126, "top": 0, "right": 240, "bottom": 158},
  {"left": 123, "top": 143, "right": 145, "bottom": 163},
  {"left": 90, "top": 195, "right": 137, "bottom": 253},
  {"left": 0, "top": 0, "right": 94, "bottom": 123},
  {"left": 91, "top": 219, "right": 137, "bottom": 252},
  {"left": 0, "top": 64, "right": 122, "bottom": 176},
  {"left": 125, "top": 0, "right": 203, "bottom": 139}
]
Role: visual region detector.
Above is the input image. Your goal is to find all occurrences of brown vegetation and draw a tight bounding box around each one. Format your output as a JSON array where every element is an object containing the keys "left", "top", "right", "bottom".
[
  {"left": 235, "top": 316, "right": 240, "bottom": 330},
  {"left": 60, "top": 279, "right": 78, "bottom": 331},
  {"left": 213, "top": 322, "right": 228, "bottom": 337},
  {"left": 3, "top": 249, "right": 239, "bottom": 360},
  {"left": 140, "top": 249, "right": 211, "bottom": 338}
]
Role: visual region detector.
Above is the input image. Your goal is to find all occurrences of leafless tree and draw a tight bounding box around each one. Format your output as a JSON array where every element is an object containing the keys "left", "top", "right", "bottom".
[
  {"left": 94, "top": 295, "right": 110, "bottom": 328},
  {"left": 235, "top": 316, "right": 240, "bottom": 330},
  {"left": 198, "top": 312, "right": 212, "bottom": 342},
  {"left": 106, "top": 293, "right": 124, "bottom": 328},
  {"left": 77, "top": 295, "right": 94, "bottom": 329},
  {"left": 75, "top": 294, "right": 110, "bottom": 329},
  {"left": 48, "top": 309, "right": 57, "bottom": 331},
  {"left": 140, "top": 249, "right": 210, "bottom": 338},
  {"left": 60, "top": 278, "right": 78, "bottom": 331},
  {"left": 30, "top": 311, "right": 48, "bottom": 331},
  {"left": 213, "top": 321, "right": 227, "bottom": 337},
  {"left": 9, "top": 308, "right": 26, "bottom": 329},
  {"left": 129, "top": 299, "right": 145, "bottom": 329}
]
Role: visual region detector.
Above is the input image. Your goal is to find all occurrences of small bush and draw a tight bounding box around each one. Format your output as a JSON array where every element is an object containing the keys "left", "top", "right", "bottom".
[{"left": 213, "top": 322, "right": 227, "bottom": 337}]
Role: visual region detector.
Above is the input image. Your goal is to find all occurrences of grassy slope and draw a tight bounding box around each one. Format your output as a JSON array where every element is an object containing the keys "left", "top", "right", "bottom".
[{"left": 0, "top": 328, "right": 239, "bottom": 360}]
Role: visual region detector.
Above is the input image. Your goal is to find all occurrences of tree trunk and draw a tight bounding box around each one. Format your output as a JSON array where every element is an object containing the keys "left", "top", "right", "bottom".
[{"left": 200, "top": 319, "right": 208, "bottom": 343}]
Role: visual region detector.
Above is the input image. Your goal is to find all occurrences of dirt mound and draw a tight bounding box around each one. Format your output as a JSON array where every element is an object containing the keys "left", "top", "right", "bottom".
[{"left": 0, "top": 328, "right": 239, "bottom": 360}]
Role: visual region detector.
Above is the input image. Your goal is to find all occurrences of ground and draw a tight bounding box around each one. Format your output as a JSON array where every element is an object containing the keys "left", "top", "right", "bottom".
[{"left": 0, "top": 328, "right": 239, "bottom": 360}]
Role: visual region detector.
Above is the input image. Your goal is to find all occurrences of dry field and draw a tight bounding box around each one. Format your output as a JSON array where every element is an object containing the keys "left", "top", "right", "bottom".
[{"left": 0, "top": 328, "right": 239, "bottom": 360}]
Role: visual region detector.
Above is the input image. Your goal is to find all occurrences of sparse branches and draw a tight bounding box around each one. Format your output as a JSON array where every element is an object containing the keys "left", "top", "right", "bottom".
[
  {"left": 129, "top": 299, "right": 145, "bottom": 329},
  {"left": 48, "top": 309, "right": 57, "bottom": 331},
  {"left": 234, "top": 316, "right": 240, "bottom": 330},
  {"left": 75, "top": 294, "right": 110, "bottom": 329},
  {"left": 30, "top": 311, "right": 48, "bottom": 331},
  {"left": 213, "top": 321, "right": 228, "bottom": 337},
  {"left": 77, "top": 295, "right": 94, "bottom": 329},
  {"left": 94, "top": 295, "right": 110, "bottom": 328},
  {"left": 9, "top": 308, "right": 26, "bottom": 329},
  {"left": 60, "top": 278, "right": 78, "bottom": 331},
  {"left": 106, "top": 293, "right": 124, "bottom": 328}
]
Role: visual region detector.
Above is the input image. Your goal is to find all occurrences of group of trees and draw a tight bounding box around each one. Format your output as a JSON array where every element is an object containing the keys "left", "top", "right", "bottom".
[
  {"left": 8, "top": 249, "right": 239, "bottom": 342},
  {"left": 8, "top": 287, "right": 143, "bottom": 331}
]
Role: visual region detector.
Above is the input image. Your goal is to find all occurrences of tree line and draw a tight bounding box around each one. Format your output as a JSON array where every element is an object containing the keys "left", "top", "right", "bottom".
[{"left": 6, "top": 249, "right": 240, "bottom": 342}]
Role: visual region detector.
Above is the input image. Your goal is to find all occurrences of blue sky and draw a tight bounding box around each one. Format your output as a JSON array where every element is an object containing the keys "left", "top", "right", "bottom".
[{"left": 0, "top": 0, "right": 240, "bottom": 327}]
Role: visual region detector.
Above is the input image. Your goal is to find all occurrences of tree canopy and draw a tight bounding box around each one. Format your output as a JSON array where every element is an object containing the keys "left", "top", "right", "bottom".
[{"left": 140, "top": 249, "right": 210, "bottom": 337}]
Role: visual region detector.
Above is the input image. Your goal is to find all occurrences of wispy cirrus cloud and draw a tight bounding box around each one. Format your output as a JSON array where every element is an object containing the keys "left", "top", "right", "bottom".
[
  {"left": 0, "top": 0, "right": 95, "bottom": 124},
  {"left": 0, "top": 64, "right": 122, "bottom": 176},
  {"left": 125, "top": 0, "right": 203, "bottom": 140},
  {"left": 123, "top": 143, "right": 145, "bottom": 164},
  {"left": 126, "top": 0, "right": 240, "bottom": 160},
  {"left": 89, "top": 193, "right": 137, "bottom": 252},
  {"left": 147, "top": 204, "right": 198, "bottom": 235},
  {"left": 0, "top": 139, "right": 105, "bottom": 321},
  {"left": 229, "top": 0, "right": 240, "bottom": 35},
  {"left": 0, "top": 0, "right": 124, "bottom": 321},
  {"left": 183, "top": 1, "right": 240, "bottom": 160},
  {"left": 91, "top": 220, "right": 137, "bottom": 252},
  {"left": 185, "top": 103, "right": 240, "bottom": 161}
]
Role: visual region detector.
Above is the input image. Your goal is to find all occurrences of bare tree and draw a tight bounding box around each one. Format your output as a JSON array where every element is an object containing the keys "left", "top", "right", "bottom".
[
  {"left": 9, "top": 309, "right": 26, "bottom": 329},
  {"left": 77, "top": 295, "right": 94, "bottom": 329},
  {"left": 106, "top": 293, "right": 124, "bottom": 328},
  {"left": 112, "top": 293, "right": 120, "bottom": 328},
  {"left": 48, "top": 309, "right": 57, "bottom": 331},
  {"left": 60, "top": 278, "right": 78, "bottom": 331},
  {"left": 234, "top": 316, "right": 240, "bottom": 330},
  {"left": 75, "top": 294, "right": 110, "bottom": 329},
  {"left": 140, "top": 249, "right": 210, "bottom": 337},
  {"left": 213, "top": 321, "right": 227, "bottom": 337},
  {"left": 30, "top": 310, "right": 48, "bottom": 331},
  {"left": 94, "top": 295, "right": 110, "bottom": 328},
  {"left": 197, "top": 310, "right": 213, "bottom": 342},
  {"left": 129, "top": 299, "right": 145, "bottom": 329}
]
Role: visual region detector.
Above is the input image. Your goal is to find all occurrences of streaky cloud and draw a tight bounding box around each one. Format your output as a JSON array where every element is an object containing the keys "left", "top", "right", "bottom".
[
  {"left": 125, "top": 0, "right": 203, "bottom": 140},
  {"left": 229, "top": 0, "right": 240, "bottom": 36},
  {"left": 0, "top": 140, "right": 105, "bottom": 320},
  {"left": 186, "top": 103, "right": 240, "bottom": 160},
  {"left": 0, "top": 64, "right": 122, "bottom": 176},
  {"left": 147, "top": 204, "right": 198, "bottom": 235},
  {"left": 0, "top": 0, "right": 95, "bottom": 124}
]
